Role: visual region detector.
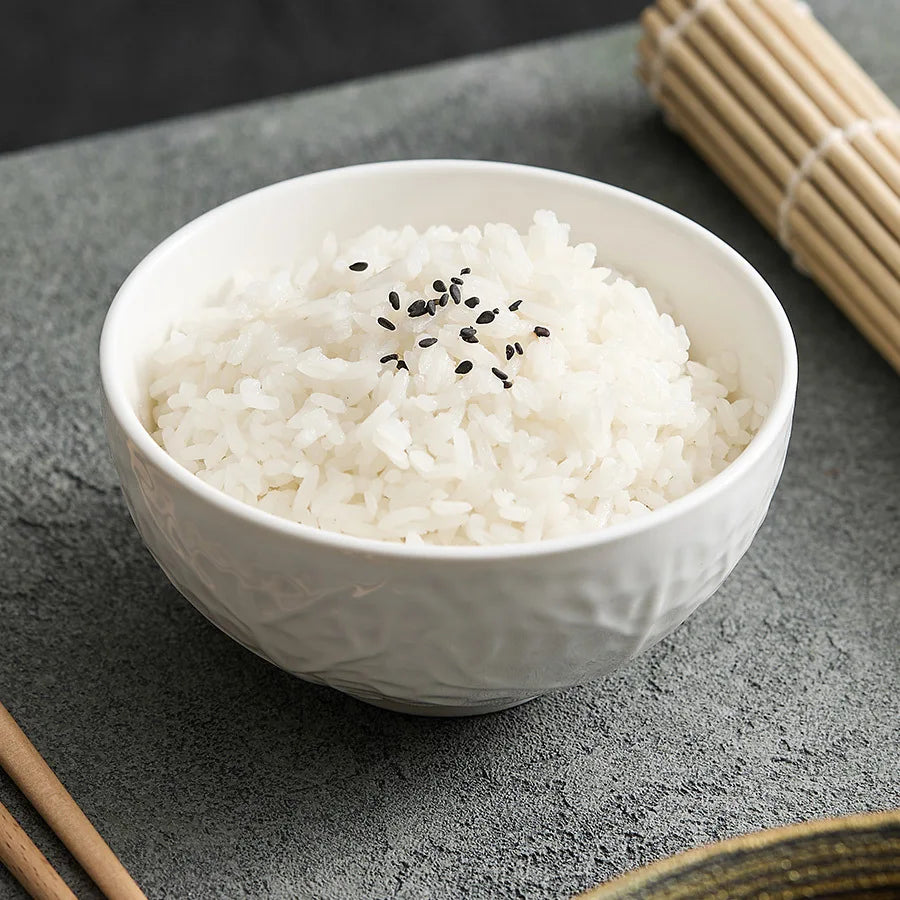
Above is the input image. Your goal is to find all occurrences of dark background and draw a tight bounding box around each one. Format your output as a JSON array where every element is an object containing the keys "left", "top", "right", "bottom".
[{"left": 3, "top": 0, "right": 644, "bottom": 153}]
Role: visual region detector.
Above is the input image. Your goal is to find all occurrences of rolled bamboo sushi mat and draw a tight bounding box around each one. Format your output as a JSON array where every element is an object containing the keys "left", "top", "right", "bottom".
[{"left": 638, "top": 0, "right": 900, "bottom": 374}]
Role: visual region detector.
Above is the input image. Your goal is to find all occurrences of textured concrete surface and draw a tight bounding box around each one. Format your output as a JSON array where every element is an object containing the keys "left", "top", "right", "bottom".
[{"left": 1, "top": 3, "right": 898, "bottom": 898}]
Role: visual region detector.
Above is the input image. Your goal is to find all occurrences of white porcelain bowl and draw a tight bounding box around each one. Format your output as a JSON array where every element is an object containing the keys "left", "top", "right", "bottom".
[{"left": 100, "top": 160, "right": 797, "bottom": 716}]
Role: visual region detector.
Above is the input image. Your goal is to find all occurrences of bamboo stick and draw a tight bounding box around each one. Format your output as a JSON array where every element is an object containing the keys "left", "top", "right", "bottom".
[
  {"left": 640, "top": 0, "right": 900, "bottom": 373},
  {"left": 637, "top": 35, "right": 900, "bottom": 337},
  {"left": 754, "top": 0, "right": 900, "bottom": 158},
  {"left": 693, "top": 0, "right": 900, "bottom": 238},
  {"left": 656, "top": 84, "right": 900, "bottom": 372},
  {"left": 659, "top": 0, "right": 900, "bottom": 241},
  {"left": 638, "top": 54, "right": 900, "bottom": 357},
  {"left": 728, "top": 0, "right": 900, "bottom": 194},
  {"left": 649, "top": 66, "right": 900, "bottom": 372},
  {"left": 642, "top": 4, "right": 900, "bottom": 286}
]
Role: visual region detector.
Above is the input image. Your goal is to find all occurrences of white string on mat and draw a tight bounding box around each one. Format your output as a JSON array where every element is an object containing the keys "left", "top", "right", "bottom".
[
  {"left": 650, "top": 0, "right": 803, "bottom": 134},
  {"left": 649, "top": 0, "right": 814, "bottom": 104},
  {"left": 648, "top": 0, "right": 725, "bottom": 103},
  {"left": 777, "top": 117, "right": 900, "bottom": 270}
]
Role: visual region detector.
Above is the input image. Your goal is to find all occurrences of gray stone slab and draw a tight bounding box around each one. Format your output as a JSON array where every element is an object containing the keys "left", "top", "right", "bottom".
[{"left": 1, "top": 3, "right": 897, "bottom": 898}]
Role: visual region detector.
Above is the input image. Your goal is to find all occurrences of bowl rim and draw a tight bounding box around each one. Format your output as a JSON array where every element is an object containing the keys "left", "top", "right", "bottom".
[{"left": 100, "top": 158, "right": 798, "bottom": 561}]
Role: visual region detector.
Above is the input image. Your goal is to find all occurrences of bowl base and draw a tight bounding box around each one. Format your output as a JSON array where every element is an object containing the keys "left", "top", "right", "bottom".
[{"left": 348, "top": 693, "right": 538, "bottom": 717}]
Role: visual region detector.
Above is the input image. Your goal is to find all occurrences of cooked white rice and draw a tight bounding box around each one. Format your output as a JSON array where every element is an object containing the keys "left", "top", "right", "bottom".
[{"left": 148, "top": 211, "right": 764, "bottom": 545}]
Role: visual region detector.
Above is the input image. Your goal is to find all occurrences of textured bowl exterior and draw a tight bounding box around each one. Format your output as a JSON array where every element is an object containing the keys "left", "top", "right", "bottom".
[
  {"left": 100, "top": 161, "right": 797, "bottom": 715},
  {"left": 102, "top": 397, "right": 790, "bottom": 713}
]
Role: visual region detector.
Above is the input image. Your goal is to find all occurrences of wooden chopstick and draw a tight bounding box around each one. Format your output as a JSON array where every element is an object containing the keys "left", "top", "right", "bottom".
[
  {"left": 0, "top": 801, "right": 77, "bottom": 900},
  {"left": 0, "top": 702, "right": 147, "bottom": 900}
]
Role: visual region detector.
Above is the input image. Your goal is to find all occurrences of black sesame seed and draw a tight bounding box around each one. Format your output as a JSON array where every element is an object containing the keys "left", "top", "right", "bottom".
[
  {"left": 534, "top": 326, "right": 550, "bottom": 337},
  {"left": 475, "top": 310, "right": 495, "bottom": 325},
  {"left": 493, "top": 308, "right": 500, "bottom": 315},
  {"left": 503, "top": 380, "right": 513, "bottom": 389},
  {"left": 460, "top": 326, "right": 477, "bottom": 337},
  {"left": 418, "top": 337, "right": 438, "bottom": 348},
  {"left": 491, "top": 367, "right": 508, "bottom": 381},
  {"left": 377, "top": 317, "right": 396, "bottom": 331},
  {"left": 407, "top": 299, "right": 427, "bottom": 317},
  {"left": 460, "top": 267, "right": 471, "bottom": 275},
  {"left": 379, "top": 353, "right": 398, "bottom": 363},
  {"left": 439, "top": 292, "right": 450, "bottom": 307},
  {"left": 433, "top": 280, "right": 446, "bottom": 292},
  {"left": 449, "top": 283, "right": 461, "bottom": 303},
  {"left": 426, "top": 298, "right": 437, "bottom": 316},
  {"left": 455, "top": 360, "right": 473, "bottom": 375},
  {"left": 388, "top": 291, "right": 400, "bottom": 310},
  {"left": 515, "top": 341, "right": 523, "bottom": 355},
  {"left": 397, "top": 359, "right": 409, "bottom": 371},
  {"left": 461, "top": 334, "right": 479, "bottom": 344},
  {"left": 349, "top": 261, "right": 368, "bottom": 272},
  {"left": 505, "top": 344, "right": 514, "bottom": 360},
  {"left": 464, "top": 297, "right": 479, "bottom": 308},
  {"left": 509, "top": 299, "right": 523, "bottom": 311},
  {"left": 451, "top": 276, "right": 464, "bottom": 285}
]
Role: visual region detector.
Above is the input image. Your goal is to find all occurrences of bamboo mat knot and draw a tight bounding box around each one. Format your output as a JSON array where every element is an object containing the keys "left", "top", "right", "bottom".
[
  {"left": 648, "top": 0, "right": 723, "bottom": 101},
  {"left": 779, "top": 117, "right": 900, "bottom": 270},
  {"left": 647, "top": 0, "right": 812, "bottom": 102}
]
